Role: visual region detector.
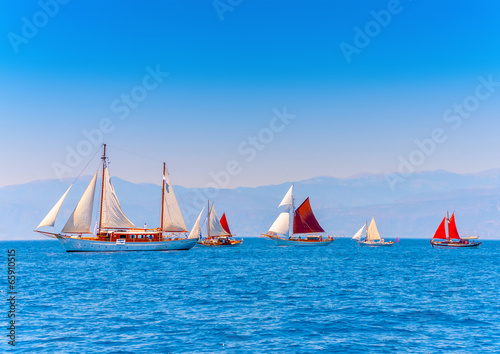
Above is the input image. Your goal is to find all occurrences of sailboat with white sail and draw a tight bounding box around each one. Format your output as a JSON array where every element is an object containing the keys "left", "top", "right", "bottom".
[
  {"left": 198, "top": 202, "right": 243, "bottom": 246},
  {"left": 262, "top": 185, "right": 334, "bottom": 246},
  {"left": 35, "top": 144, "right": 202, "bottom": 252},
  {"left": 357, "top": 218, "right": 394, "bottom": 246}
]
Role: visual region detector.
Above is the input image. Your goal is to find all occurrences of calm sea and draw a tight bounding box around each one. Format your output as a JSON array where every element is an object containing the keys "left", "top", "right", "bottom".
[{"left": 1, "top": 238, "right": 499, "bottom": 353}]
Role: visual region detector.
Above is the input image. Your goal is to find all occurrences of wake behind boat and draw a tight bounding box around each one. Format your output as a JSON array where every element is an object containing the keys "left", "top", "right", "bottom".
[
  {"left": 262, "top": 185, "right": 334, "bottom": 246},
  {"left": 197, "top": 202, "right": 243, "bottom": 247},
  {"left": 357, "top": 218, "right": 394, "bottom": 246},
  {"left": 430, "top": 213, "right": 481, "bottom": 248},
  {"left": 35, "top": 144, "right": 203, "bottom": 252}
]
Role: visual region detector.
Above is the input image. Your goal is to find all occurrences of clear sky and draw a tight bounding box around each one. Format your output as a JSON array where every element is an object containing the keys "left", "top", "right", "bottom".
[{"left": 1, "top": 0, "right": 500, "bottom": 189}]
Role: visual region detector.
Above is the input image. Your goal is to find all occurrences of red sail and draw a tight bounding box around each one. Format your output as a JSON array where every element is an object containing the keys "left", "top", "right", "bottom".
[
  {"left": 220, "top": 213, "right": 231, "bottom": 235},
  {"left": 433, "top": 217, "right": 447, "bottom": 239},
  {"left": 293, "top": 198, "right": 325, "bottom": 234},
  {"left": 448, "top": 213, "right": 460, "bottom": 240}
]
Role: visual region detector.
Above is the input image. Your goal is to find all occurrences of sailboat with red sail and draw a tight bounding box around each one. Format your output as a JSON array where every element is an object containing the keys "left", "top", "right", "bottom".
[
  {"left": 262, "top": 185, "right": 334, "bottom": 246},
  {"left": 430, "top": 213, "right": 481, "bottom": 248},
  {"left": 198, "top": 202, "right": 243, "bottom": 246}
]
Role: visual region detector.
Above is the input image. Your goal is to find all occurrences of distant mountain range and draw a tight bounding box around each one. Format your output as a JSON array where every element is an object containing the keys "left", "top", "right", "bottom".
[{"left": 2, "top": 169, "right": 500, "bottom": 240}]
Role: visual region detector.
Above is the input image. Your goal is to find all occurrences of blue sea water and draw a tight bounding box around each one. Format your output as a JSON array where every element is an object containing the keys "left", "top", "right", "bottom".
[{"left": 1, "top": 238, "right": 499, "bottom": 353}]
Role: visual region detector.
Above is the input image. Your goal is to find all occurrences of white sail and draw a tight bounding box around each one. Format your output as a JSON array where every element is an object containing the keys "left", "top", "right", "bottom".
[
  {"left": 269, "top": 212, "right": 290, "bottom": 236},
  {"left": 62, "top": 172, "right": 98, "bottom": 234},
  {"left": 36, "top": 185, "right": 72, "bottom": 229},
  {"left": 366, "top": 218, "right": 381, "bottom": 241},
  {"left": 162, "top": 172, "right": 187, "bottom": 232},
  {"left": 351, "top": 224, "right": 366, "bottom": 240},
  {"left": 101, "top": 167, "right": 135, "bottom": 229},
  {"left": 188, "top": 208, "right": 205, "bottom": 239},
  {"left": 209, "top": 205, "right": 230, "bottom": 237},
  {"left": 279, "top": 185, "right": 294, "bottom": 208}
]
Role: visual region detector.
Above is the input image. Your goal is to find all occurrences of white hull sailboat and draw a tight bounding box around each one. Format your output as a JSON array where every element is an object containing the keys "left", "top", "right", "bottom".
[
  {"left": 35, "top": 144, "right": 204, "bottom": 252},
  {"left": 357, "top": 218, "right": 394, "bottom": 247},
  {"left": 262, "top": 185, "right": 334, "bottom": 246},
  {"left": 198, "top": 202, "right": 243, "bottom": 247}
]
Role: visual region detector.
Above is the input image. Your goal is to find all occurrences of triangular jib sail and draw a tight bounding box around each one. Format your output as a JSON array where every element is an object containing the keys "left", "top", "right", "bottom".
[
  {"left": 101, "top": 166, "right": 135, "bottom": 229},
  {"left": 62, "top": 171, "right": 98, "bottom": 234},
  {"left": 268, "top": 212, "right": 290, "bottom": 236},
  {"left": 366, "top": 218, "right": 381, "bottom": 241},
  {"left": 352, "top": 224, "right": 366, "bottom": 240},
  {"left": 209, "top": 205, "right": 230, "bottom": 237},
  {"left": 36, "top": 185, "right": 72, "bottom": 229},
  {"left": 293, "top": 198, "right": 325, "bottom": 234},
  {"left": 188, "top": 208, "right": 204, "bottom": 239},
  {"left": 433, "top": 217, "right": 447, "bottom": 240},
  {"left": 162, "top": 171, "right": 187, "bottom": 232},
  {"left": 279, "top": 185, "right": 294, "bottom": 208}
]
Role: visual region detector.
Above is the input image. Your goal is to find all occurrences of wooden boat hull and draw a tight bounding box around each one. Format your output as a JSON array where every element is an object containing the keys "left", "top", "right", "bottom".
[
  {"left": 263, "top": 234, "right": 334, "bottom": 247},
  {"left": 358, "top": 240, "right": 394, "bottom": 247},
  {"left": 58, "top": 236, "right": 198, "bottom": 252},
  {"left": 197, "top": 239, "right": 243, "bottom": 247},
  {"left": 430, "top": 240, "right": 481, "bottom": 248}
]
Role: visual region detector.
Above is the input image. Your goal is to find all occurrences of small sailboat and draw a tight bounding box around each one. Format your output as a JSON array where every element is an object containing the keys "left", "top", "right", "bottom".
[
  {"left": 357, "top": 218, "right": 394, "bottom": 246},
  {"left": 198, "top": 202, "right": 243, "bottom": 246},
  {"left": 35, "top": 144, "right": 202, "bottom": 252},
  {"left": 262, "top": 185, "right": 334, "bottom": 246},
  {"left": 430, "top": 213, "right": 481, "bottom": 248},
  {"left": 351, "top": 224, "right": 366, "bottom": 241}
]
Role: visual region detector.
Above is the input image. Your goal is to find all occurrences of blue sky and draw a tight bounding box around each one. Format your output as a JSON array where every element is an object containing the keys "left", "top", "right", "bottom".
[{"left": 1, "top": 0, "right": 500, "bottom": 188}]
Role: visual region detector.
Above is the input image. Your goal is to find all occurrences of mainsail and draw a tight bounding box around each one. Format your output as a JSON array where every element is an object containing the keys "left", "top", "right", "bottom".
[
  {"left": 366, "top": 218, "right": 381, "bottom": 241},
  {"left": 351, "top": 224, "right": 366, "bottom": 240},
  {"left": 101, "top": 167, "right": 135, "bottom": 229},
  {"left": 220, "top": 213, "right": 231, "bottom": 235},
  {"left": 162, "top": 171, "right": 187, "bottom": 232},
  {"left": 36, "top": 185, "right": 72, "bottom": 229},
  {"left": 188, "top": 208, "right": 204, "bottom": 239},
  {"left": 293, "top": 198, "right": 325, "bottom": 234},
  {"left": 209, "top": 205, "right": 230, "bottom": 237},
  {"left": 62, "top": 172, "right": 98, "bottom": 234},
  {"left": 433, "top": 217, "right": 447, "bottom": 240},
  {"left": 448, "top": 213, "right": 460, "bottom": 240}
]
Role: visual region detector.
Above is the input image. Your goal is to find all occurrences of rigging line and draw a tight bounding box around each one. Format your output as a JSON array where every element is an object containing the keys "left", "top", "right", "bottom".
[
  {"left": 106, "top": 144, "right": 164, "bottom": 164},
  {"left": 70, "top": 145, "right": 102, "bottom": 185}
]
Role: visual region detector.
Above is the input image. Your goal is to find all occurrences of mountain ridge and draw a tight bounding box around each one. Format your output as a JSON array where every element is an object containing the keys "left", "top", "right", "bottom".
[{"left": 2, "top": 170, "right": 500, "bottom": 240}]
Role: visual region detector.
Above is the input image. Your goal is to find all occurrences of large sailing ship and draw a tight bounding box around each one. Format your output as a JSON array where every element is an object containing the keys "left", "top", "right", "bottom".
[
  {"left": 262, "top": 185, "right": 334, "bottom": 246},
  {"left": 35, "top": 144, "right": 203, "bottom": 252},
  {"left": 430, "top": 213, "right": 481, "bottom": 248}
]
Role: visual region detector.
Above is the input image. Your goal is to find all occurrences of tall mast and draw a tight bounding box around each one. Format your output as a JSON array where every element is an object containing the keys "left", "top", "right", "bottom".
[
  {"left": 98, "top": 144, "right": 106, "bottom": 234},
  {"left": 207, "top": 200, "right": 210, "bottom": 238},
  {"left": 161, "top": 162, "right": 166, "bottom": 231},
  {"left": 290, "top": 183, "right": 294, "bottom": 238}
]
